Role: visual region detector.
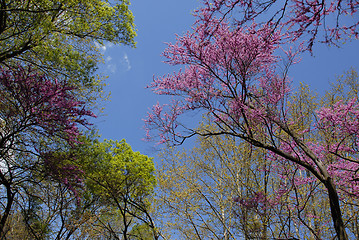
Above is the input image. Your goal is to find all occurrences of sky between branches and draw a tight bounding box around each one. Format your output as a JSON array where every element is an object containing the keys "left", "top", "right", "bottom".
[{"left": 96, "top": 0, "right": 359, "bottom": 156}]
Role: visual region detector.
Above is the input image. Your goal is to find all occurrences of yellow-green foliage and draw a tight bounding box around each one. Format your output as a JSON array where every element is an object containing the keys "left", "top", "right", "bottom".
[
  {"left": 0, "top": 0, "right": 136, "bottom": 101},
  {"left": 80, "top": 138, "right": 156, "bottom": 200}
]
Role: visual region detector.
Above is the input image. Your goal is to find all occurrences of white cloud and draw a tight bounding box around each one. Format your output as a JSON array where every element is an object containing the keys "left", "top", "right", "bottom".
[
  {"left": 94, "top": 42, "right": 114, "bottom": 53},
  {"left": 101, "top": 50, "right": 131, "bottom": 74},
  {"left": 107, "top": 63, "right": 117, "bottom": 73},
  {"left": 122, "top": 53, "right": 131, "bottom": 71}
]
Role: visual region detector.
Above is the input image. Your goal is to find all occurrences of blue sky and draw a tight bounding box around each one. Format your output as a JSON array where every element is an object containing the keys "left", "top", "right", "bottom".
[{"left": 96, "top": 0, "right": 359, "bottom": 157}]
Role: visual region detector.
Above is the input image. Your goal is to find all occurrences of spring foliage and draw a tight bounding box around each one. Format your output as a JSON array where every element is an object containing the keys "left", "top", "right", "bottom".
[{"left": 146, "top": 1, "right": 359, "bottom": 239}]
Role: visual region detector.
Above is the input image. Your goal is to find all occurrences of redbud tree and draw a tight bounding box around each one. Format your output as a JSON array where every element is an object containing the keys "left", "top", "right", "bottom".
[
  {"left": 145, "top": 1, "right": 359, "bottom": 239},
  {"left": 198, "top": 0, "right": 359, "bottom": 51},
  {"left": 0, "top": 66, "right": 95, "bottom": 236}
]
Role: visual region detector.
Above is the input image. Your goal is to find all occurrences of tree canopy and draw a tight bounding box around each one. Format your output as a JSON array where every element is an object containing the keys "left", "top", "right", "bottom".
[
  {"left": 146, "top": 0, "right": 359, "bottom": 239},
  {"left": 0, "top": 0, "right": 136, "bottom": 93},
  {"left": 71, "top": 137, "right": 158, "bottom": 239},
  {"left": 0, "top": 1, "right": 157, "bottom": 239},
  {"left": 198, "top": 0, "right": 359, "bottom": 50}
]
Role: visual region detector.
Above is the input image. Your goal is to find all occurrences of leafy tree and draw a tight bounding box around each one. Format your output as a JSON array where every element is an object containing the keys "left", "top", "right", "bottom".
[
  {"left": 128, "top": 223, "right": 156, "bottom": 240},
  {"left": 156, "top": 125, "right": 269, "bottom": 239},
  {"left": 0, "top": 0, "right": 138, "bottom": 238},
  {"left": 0, "top": 0, "right": 136, "bottom": 89},
  {"left": 74, "top": 137, "right": 158, "bottom": 240},
  {"left": 4, "top": 172, "right": 100, "bottom": 239},
  {"left": 0, "top": 66, "right": 95, "bottom": 238},
  {"left": 1, "top": 135, "right": 159, "bottom": 240},
  {"left": 156, "top": 117, "right": 339, "bottom": 239},
  {"left": 145, "top": 2, "right": 359, "bottom": 238},
  {"left": 0, "top": 0, "right": 136, "bottom": 68}
]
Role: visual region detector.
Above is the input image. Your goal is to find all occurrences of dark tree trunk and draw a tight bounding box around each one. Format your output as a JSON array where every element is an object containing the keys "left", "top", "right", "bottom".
[
  {"left": 0, "top": 180, "right": 14, "bottom": 239},
  {"left": 325, "top": 178, "right": 348, "bottom": 240}
]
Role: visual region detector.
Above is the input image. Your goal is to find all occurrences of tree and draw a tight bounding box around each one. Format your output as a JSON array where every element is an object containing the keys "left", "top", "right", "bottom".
[
  {"left": 0, "top": 0, "right": 136, "bottom": 101},
  {"left": 128, "top": 223, "right": 156, "bottom": 240},
  {"left": 156, "top": 118, "right": 340, "bottom": 239},
  {"left": 156, "top": 124, "right": 271, "bottom": 239},
  {"left": 74, "top": 137, "right": 158, "bottom": 240},
  {"left": 0, "top": 66, "right": 95, "bottom": 238},
  {"left": 0, "top": 0, "right": 138, "bottom": 238},
  {"left": 0, "top": 134, "right": 159, "bottom": 240},
  {"left": 197, "top": 0, "right": 359, "bottom": 51},
  {"left": 145, "top": 4, "right": 359, "bottom": 238}
]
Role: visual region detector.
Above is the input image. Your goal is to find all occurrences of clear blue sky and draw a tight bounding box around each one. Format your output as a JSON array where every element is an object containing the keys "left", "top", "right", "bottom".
[{"left": 95, "top": 0, "right": 359, "bottom": 157}]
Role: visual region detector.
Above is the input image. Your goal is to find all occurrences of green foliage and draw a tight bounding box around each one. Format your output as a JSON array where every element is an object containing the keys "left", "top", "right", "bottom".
[
  {"left": 79, "top": 138, "right": 156, "bottom": 199},
  {"left": 155, "top": 120, "right": 273, "bottom": 239},
  {"left": 69, "top": 135, "right": 158, "bottom": 239},
  {"left": 155, "top": 70, "right": 359, "bottom": 239},
  {"left": 22, "top": 195, "right": 51, "bottom": 240},
  {"left": 0, "top": 0, "right": 136, "bottom": 100},
  {"left": 1, "top": 135, "right": 157, "bottom": 239},
  {"left": 0, "top": 0, "right": 141, "bottom": 238},
  {"left": 129, "top": 223, "right": 156, "bottom": 240}
]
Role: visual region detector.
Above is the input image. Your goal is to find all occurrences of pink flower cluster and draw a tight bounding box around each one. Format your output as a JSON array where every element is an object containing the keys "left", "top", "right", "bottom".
[
  {"left": 146, "top": 19, "right": 283, "bottom": 143},
  {"left": 0, "top": 66, "right": 95, "bottom": 195},
  {"left": 0, "top": 66, "right": 96, "bottom": 144},
  {"left": 198, "top": 0, "right": 359, "bottom": 50}
]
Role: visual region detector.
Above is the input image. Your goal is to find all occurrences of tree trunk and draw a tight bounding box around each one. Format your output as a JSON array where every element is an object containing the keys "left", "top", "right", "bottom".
[
  {"left": 325, "top": 178, "right": 348, "bottom": 240},
  {"left": 0, "top": 180, "right": 14, "bottom": 239}
]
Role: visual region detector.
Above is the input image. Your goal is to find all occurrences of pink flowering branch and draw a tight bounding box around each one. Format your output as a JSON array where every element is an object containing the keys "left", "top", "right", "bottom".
[
  {"left": 0, "top": 66, "right": 96, "bottom": 145},
  {"left": 197, "top": 0, "right": 359, "bottom": 51},
  {"left": 0, "top": 66, "right": 97, "bottom": 235},
  {"left": 146, "top": 5, "right": 356, "bottom": 238},
  {"left": 146, "top": 20, "right": 282, "bottom": 143},
  {"left": 0, "top": 66, "right": 96, "bottom": 195}
]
